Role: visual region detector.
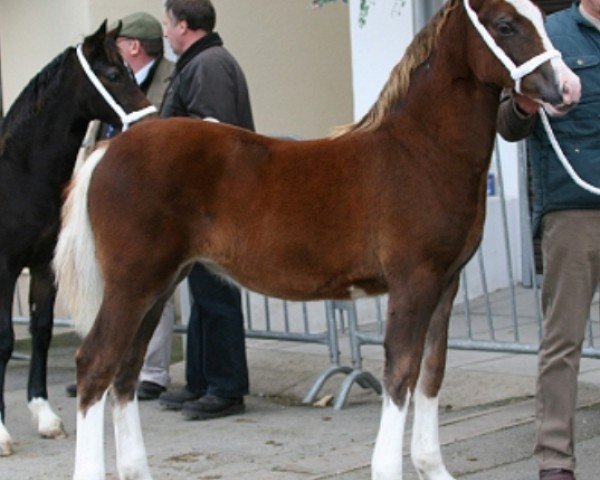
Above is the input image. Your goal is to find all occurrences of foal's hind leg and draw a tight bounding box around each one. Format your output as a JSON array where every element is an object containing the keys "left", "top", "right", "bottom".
[
  {"left": 74, "top": 292, "right": 151, "bottom": 480},
  {"left": 27, "top": 264, "right": 66, "bottom": 440},
  {"left": 410, "top": 275, "right": 459, "bottom": 480},
  {"left": 372, "top": 271, "right": 443, "bottom": 480},
  {"left": 111, "top": 292, "right": 175, "bottom": 480}
]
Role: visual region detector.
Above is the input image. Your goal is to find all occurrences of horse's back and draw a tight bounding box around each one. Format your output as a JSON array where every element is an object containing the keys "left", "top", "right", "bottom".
[{"left": 88, "top": 118, "right": 391, "bottom": 299}]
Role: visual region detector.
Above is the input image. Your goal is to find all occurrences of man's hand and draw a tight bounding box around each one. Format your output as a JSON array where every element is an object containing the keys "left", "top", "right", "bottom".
[{"left": 514, "top": 93, "right": 540, "bottom": 116}]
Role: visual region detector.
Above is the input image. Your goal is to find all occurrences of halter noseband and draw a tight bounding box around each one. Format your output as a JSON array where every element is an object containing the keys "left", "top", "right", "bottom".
[
  {"left": 76, "top": 44, "right": 157, "bottom": 130},
  {"left": 465, "top": 1, "right": 600, "bottom": 195},
  {"left": 463, "top": 0, "right": 562, "bottom": 93}
]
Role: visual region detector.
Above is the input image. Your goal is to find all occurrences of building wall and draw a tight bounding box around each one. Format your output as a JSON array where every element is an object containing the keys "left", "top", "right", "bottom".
[{"left": 0, "top": 0, "right": 352, "bottom": 139}]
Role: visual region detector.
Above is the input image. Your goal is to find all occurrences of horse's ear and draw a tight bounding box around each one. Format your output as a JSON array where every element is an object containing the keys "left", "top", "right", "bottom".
[
  {"left": 82, "top": 20, "right": 108, "bottom": 55},
  {"left": 107, "top": 20, "right": 122, "bottom": 41},
  {"left": 90, "top": 20, "right": 108, "bottom": 43}
]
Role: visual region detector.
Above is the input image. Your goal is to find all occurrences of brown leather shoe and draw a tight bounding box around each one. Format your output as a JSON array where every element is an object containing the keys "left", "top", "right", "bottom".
[{"left": 539, "top": 469, "right": 575, "bottom": 480}]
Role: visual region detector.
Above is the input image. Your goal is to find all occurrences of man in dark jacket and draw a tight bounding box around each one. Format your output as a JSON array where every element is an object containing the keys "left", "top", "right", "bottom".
[
  {"left": 497, "top": 2, "right": 600, "bottom": 479},
  {"left": 157, "top": 0, "right": 253, "bottom": 421}
]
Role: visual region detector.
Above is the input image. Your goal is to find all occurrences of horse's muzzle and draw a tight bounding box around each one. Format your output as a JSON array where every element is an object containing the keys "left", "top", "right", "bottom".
[{"left": 544, "top": 59, "right": 581, "bottom": 117}]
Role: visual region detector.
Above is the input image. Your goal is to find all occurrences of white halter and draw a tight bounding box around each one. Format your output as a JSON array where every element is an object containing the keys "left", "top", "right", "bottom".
[
  {"left": 464, "top": 0, "right": 600, "bottom": 195},
  {"left": 76, "top": 44, "right": 157, "bottom": 130},
  {"left": 462, "top": 0, "right": 562, "bottom": 93}
]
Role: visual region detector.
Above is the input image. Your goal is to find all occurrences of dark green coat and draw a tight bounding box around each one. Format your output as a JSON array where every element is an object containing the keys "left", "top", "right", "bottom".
[{"left": 528, "top": 3, "right": 600, "bottom": 233}]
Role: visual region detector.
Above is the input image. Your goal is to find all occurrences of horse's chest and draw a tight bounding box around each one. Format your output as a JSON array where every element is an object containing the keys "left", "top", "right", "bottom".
[{"left": 0, "top": 196, "right": 61, "bottom": 263}]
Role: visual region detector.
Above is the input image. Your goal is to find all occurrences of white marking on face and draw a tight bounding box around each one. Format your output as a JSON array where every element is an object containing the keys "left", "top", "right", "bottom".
[
  {"left": 505, "top": 0, "right": 581, "bottom": 105},
  {"left": 28, "top": 398, "right": 66, "bottom": 439},
  {"left": 74, "top": 391, "right": 107, "bottom": 480},
  {"left": 505, "top": 0, "right": 552, "bottom": 49},
  {"left": 371, "top": 392, "right": 410, "bottom": 479}
]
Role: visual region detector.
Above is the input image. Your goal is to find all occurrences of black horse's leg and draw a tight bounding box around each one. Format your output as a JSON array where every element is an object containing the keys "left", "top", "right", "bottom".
[
  {"left": 0, "top": 259, "right": 18, "bottom": 456},
  {"left": 27, "top": 263, "right": 65, "bottom": 439}
]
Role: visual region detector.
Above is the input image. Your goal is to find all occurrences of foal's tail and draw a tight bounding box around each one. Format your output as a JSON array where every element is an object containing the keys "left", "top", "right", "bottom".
[{"left": 54, "top": 147, "right": 107, "bottom": 337}]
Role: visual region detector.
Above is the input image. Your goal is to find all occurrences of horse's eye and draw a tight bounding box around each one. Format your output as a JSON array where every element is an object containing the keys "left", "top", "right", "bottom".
[
  {"left": 104, "top": 68, "right": 120, "bottom": 82},
  {"left": 496, "top": 21, "right": 514, "bottom": 36}
]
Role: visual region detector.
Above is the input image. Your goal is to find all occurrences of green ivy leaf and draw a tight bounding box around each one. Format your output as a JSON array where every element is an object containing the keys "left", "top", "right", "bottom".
[{"left": 312, "top": 0, "right": 406, "bottom": 27}]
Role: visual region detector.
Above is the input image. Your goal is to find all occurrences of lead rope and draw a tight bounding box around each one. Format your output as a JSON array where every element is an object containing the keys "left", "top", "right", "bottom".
[
  {"left": 463, "top": 0, "right": 599, "bottom": 195},
  {"left": 76, "top": 44, "right": 157, "bottom": 130},
  {"left": 539, "top": 108, "right": 600, "bottom": 195}
]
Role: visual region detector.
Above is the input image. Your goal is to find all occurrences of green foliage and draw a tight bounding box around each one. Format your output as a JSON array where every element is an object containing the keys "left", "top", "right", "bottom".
[{"left": 312, "top": 0, "right": 406, "bottom": 27}]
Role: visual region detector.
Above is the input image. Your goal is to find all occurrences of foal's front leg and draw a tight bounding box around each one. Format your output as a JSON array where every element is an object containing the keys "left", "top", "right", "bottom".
[
  {"left": 410, "top": 276, "right": 459, "bottom": 480},
  {"left": 371, "top": 275, "right": 442, "bottom": 480},
  {"left": 0, "top": 262, "right": 18, "bottom": 456},
  {"left": 27, "top": 264, "right": 66, "bottom": 440}
]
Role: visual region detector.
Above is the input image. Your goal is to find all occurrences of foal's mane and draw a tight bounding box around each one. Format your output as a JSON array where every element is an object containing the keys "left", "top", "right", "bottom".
[
  {"left": 337, "top": 0, "right": 459, "bottom": 136},
  {"left": 0, "top": 49, "right": 72, "bottom": 137}
]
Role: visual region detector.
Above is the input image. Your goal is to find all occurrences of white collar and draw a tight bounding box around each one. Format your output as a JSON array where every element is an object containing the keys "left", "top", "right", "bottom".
[{"left": 134, "top": 59, "right": 156, "bottom": 85}]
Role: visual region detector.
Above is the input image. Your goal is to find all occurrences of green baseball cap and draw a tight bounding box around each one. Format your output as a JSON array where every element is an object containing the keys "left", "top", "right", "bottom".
[{"left": 116, "top": 12, "right": 162, "bottom": 40}]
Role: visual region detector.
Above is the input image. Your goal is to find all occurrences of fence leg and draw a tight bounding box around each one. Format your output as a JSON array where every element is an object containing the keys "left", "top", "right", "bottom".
[
  {"left": 333, "top": 301, "right": 382, "bottom": 409},
  {"left": 303, "top": 301, "right": 354, "bottom": 404}
]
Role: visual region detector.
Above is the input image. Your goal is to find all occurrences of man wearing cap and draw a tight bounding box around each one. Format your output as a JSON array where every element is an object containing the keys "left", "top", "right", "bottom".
[
  {"left": 67, "top": 12, "right": 175, "bottom": 401},
  {"left": 115, "top": 12, "right": 174, "bottom": 110},
  {"left": 116, "top": 12, "right": 176, "bottom": 401}
]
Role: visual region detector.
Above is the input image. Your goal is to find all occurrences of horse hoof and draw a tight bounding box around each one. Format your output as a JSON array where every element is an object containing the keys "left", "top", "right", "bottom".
[
  {"left": 29, "top": 398, "right": 67, "bottom": 439},
  {"left": 0, "top": 424, "right": 14, "bottom": 456},
  {"left": 40, "top": 423, "right": 67, "bottom": 440},
  {"left": 0, "top": 438, "right": 14, "bottom": 456},
  {"left": 0, "top": 446, "right": 14, "bottom": 456}
]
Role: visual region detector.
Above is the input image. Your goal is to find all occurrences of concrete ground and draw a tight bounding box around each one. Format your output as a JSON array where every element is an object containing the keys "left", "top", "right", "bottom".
[{"left": 3, "top": 324, "right": 600, "bottom": 479}]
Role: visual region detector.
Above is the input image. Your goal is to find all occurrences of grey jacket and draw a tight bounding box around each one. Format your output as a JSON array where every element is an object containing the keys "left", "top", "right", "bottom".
[{"left": 160, "top": 32, "right": 254, "bottom": 131}]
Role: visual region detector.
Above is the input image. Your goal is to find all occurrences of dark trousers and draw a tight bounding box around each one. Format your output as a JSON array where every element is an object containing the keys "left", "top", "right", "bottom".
[{"left": 185, "top": 263, "right": 249, "bottom": 398}]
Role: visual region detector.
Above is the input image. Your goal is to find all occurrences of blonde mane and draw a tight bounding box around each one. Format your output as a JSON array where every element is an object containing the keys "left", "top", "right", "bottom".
[{"left": 336, "top": 0, "right": 458, "bottom": 136}]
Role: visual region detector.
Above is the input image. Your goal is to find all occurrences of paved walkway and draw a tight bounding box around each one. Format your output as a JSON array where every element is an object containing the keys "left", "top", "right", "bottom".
[
  {"left": 5, "top": 277, "right": 600, "bottom": 479},
  {"left": 5, "top": 323, "right": 600, "bottom": 479}
]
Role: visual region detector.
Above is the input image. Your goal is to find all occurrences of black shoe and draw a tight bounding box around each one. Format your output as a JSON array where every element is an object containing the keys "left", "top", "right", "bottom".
[
  {"left": 136, "top": 381, "right": 166, "bottom": 401},
  {"left": 182, "top": 394, "right": 245, "bottom": 420},
  {"left": 158, "top": 387, "right": 202, "bottom": 410},
  {"left": 65, "top": 383, "right": 77, "bottom": 398}
]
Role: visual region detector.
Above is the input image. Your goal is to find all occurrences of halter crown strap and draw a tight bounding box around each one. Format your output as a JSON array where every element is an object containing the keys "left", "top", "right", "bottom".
[
  {"left": 462, "top": 0, "right": 561, "bottom": 93},
  {"left": 76, "top": 44, "right": 157, "bottom": 130}
]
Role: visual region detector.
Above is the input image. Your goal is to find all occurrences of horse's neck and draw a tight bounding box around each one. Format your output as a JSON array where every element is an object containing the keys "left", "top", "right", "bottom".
[
  {"left": 402, "top": 11, "right": 500, "bottom": 170},
  {"left": 2, "top": 55, "right": 88, "bottom": 184}
]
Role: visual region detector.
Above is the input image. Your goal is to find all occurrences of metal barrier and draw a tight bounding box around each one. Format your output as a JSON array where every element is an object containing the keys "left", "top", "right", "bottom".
[
  {"left": 11, "top": 140, "right": 600, "bottom": 409},
  {"left": 334, "top": 140, "right": 600, "bottom": 408}
]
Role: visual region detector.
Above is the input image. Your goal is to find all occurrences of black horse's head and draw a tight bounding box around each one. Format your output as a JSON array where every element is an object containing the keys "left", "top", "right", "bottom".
[{"left": 78, "top": 21, "right": 154, "bottom": 128}]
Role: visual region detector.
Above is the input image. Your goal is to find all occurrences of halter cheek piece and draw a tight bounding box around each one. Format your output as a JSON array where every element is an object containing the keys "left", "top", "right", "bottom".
[
  {"left": 462, "top": 0, "right": 561, "bottom": 93},
  {"left": 76, "top": 44, "right": 158, "bottom": 130},
  {"left": 464, "top": 0, "right": 600, "bottom": 196}
]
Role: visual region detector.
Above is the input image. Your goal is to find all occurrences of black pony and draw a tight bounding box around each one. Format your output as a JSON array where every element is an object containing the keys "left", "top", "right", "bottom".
[{"left": 0, "top": 22, "right": 152, "bottom": 456}]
